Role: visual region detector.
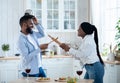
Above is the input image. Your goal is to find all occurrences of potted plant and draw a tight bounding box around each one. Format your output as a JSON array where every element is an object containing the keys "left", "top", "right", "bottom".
[
  {"left": 1, "top": 44, "right": 10, "bottom": 56},
  {"left": 115, "top": 18, "right": 120, "bottom": 57}
]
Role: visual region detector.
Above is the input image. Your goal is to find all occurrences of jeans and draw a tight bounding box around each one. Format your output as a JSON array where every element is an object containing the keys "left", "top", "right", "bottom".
[
  {"left": 84, "top": 62, "right": 104, "bottom": 83},
  {"left": 22, "top": 67, "right": 46, "bottom": 77}
]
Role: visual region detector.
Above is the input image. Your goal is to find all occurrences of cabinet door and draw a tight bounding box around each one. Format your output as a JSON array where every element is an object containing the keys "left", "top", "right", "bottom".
[
  {"left": 0, "top": 60, "right": 19, "bottom": 83},
  {"left": 26, "top": 0, "right": 77, "bottom": 32},
  {"left": 63, "top": 0, "right": 76, "bottom": 31},
  {"left": 42, "top": 58, "right": 73, "bottom": 78},
  {"left": 6, "top": 67, "right": 18, "bottom": 82},
  {"left": 104, "top": 64, "right": 118, "bottom": 83},
  {"left": 47, "top": 0, "right": 59, "bottom": 31},
  {"left": 0, "top": 68, "right": 18, "bottom": 83},
  {"left": 116, "top": 65, "right": 120, "bottom": 83}
]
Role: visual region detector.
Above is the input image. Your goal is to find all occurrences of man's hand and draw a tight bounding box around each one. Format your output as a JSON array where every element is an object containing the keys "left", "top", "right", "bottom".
[
  {"left": 60, "top": 43, "right": 70, "bottom": 52},
  {"left": 32, "top": 17, "right": 39, "bottom": 25},
  {"left": 39, "top": 43, "right": 48, "bottom": 49}
]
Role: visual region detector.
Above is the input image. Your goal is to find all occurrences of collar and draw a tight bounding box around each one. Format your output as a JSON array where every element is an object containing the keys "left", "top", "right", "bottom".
[
  {"left": 82, "top": 34, "right": 93, "bottom": 42},
  {"left": 20, "top": 31, "right": 28, "bottom": 38}
]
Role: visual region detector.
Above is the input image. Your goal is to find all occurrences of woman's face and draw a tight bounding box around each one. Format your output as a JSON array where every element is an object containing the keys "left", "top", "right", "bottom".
[{"left": 77, "top": 26, "right": 86, "bottom": 38}]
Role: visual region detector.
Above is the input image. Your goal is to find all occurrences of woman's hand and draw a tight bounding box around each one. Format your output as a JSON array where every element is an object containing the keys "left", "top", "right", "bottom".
[
  {"left": 60, "top": 43, "right": 70, "bottom": 52},
  {"left": 39, "top": 43, "right": 48, "bottom": 49}
]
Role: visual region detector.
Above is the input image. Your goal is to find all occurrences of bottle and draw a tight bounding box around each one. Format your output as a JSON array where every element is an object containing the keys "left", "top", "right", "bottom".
[
  {"left": 50, "top": 50, "right": 54, "bottom": 56},
  {"left": 107, "top": 53, "right": 115, "bottom": 61}
]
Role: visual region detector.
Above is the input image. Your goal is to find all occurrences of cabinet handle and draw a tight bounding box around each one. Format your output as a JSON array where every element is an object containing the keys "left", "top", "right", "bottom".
[
  {"left": 110, "top": 64, "right": 114, "bottom": 67},
  {"left": 0, "top": 60, "right": 7, "bottom": 63},
  {"left": 74, "top": 66, "right": 78, "bottom": 67}
]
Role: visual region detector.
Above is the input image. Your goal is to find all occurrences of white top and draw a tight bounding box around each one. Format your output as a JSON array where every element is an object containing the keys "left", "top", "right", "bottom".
[
  {"left": 27, "top": 34, "right": 42, "bottom": 67},
  {"left": 68, "top": 35, "right": 99, "bottom": 66}
]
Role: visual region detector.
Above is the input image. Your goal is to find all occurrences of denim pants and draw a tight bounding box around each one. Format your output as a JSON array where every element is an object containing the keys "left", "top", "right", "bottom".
[
  {"left": 22, "top": 67, "right": 46, "bottom": 77},
  {"left": 84, "top": 62, "right": 104, "bottom": 83}
]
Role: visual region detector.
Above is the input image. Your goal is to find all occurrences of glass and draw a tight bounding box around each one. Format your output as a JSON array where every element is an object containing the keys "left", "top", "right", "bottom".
[
  {"left": 70, "top": 21, "right": 75, "bottom": 29},
  {"left": 47, "top": 20, "right": 52, "bottom": 29},
  {"left": 53, "top": 0, "right": 58, "bottom": 9},
  {"left": 47, "top": 10, "right": 52, "bottom": 19},
  {"left": 31, "top": 0, "right": 35, "bottom": 8},
  {"left": 53, "top": 20, "right": 58, "bottom": 29},
  {"left": 70, "top": 11, "right": 75, "bottom": 19},
  {"left": 64, "top": 1, "right": 69, "bottom": 9},
  {"left": 64, "top": 20, "right": 69, "bottom": 29},
  {"left": 36, "top": 0, "right": 42, "bottom": 9},
  {"left": 25, "top": 66, "right": 31, "bottom": 81},
  {"left": 64, "top": 11, "right": 69, "bottom": 19},
  {"left": 76, "top": 68, "right": 83, "bottom": 80},
  {"left": 53, "top": 10, "right": 58, "bottom": 19},
  {"left": 70, "top": 1, "right": 75, "bottom": 9},
  {"left": 36, "top": 10, "right": 42, "bottom": 19},
  {"left": 47, "top": 0, "right": 52, "bottom": 9}
]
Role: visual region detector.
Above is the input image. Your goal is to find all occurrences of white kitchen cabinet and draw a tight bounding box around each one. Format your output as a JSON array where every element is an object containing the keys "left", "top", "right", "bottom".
[
  {"left": 73, "top": 59, "right": 86, "bottom": 79},
  {"left": 103, "top": 63, "right": 120, "bottom": 83},
  {"left": 26, "top": 0, "right": 77, "bottom": 32},
  {"left": 42, "top": 58, "right": 73, "bottom": 78},
  {"left": 0, "top": 60, "right": 19, "bottom": 83}
]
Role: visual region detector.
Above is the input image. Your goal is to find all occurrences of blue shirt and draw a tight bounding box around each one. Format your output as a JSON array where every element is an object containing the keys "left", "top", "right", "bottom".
[{"left": 18, "top": 24, "right": 45, "bottom": 74}]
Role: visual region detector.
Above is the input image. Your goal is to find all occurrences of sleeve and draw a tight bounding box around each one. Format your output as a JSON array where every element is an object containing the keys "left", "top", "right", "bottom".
[
  {"left": 68, "top": 43, "right": 93, "bottom": 60},
  {"left": 34, "top": 24, "right": 45, "bottom": 38},
  {"left": 18, "top": 37, "right": 40, "bottom": 66}
]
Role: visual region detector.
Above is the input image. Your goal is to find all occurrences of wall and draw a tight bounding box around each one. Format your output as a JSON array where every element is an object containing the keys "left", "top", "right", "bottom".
[{"left": 0, "top": 0, "right": 25, "bottom": 56}]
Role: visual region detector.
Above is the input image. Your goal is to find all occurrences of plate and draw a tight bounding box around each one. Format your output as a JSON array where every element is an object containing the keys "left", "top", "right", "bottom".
[
  {"left": 58, "top": 80, "right": 67, "bottom": 82},
  {"left": 36, "top": 78, "right": 50, "bottom": 82},
  {"left": 36, "top": 80, "right": 51, "bottom": 82}
]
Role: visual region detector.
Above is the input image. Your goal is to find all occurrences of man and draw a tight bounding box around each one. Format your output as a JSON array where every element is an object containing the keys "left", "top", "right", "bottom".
[{"left": 18, "top": 14, "right": 48, "bottom": 77}]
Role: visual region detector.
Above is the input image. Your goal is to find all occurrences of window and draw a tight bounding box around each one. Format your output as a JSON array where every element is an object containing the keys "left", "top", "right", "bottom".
[{"left": 91, "top": 0, "right": 120, "bottom": 53}]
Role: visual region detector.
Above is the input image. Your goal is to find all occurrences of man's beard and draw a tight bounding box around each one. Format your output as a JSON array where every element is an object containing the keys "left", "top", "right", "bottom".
[{"left": 26, "top": 27, "right": 33, "bottom": 34}]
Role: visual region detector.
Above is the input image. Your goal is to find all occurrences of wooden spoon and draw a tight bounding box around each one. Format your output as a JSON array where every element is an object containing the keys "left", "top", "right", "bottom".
[{"left": 48, "top": 35, "right": 62, "bottom": 45}]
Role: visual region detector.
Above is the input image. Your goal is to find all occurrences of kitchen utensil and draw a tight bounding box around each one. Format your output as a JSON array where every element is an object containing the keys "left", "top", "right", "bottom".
[
  {"left": 110, "top": 44, "right": 112, "bottom": 53},
  {"left": 48, "top": 37, "right": 58, "bottom": 44},
  {"left": 48, "top": 35, "right": 62, "bottom": 45}
]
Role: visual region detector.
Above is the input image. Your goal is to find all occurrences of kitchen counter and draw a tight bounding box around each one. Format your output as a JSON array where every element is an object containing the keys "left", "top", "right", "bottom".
[
  {"left": 102, "top": 56, "right": 120, "bottom": 65},
  {"left": 1, "top": 56, "right": 120, "bottom": 65},
  {"left": 0, "top": 55, "right": 72, "bottom": 60},
  {"left": 104, "top": 60, "right": 120, "bottom": 65}
]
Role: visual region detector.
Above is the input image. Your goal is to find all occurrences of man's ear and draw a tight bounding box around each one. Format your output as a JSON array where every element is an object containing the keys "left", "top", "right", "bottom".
[{"left": 23, "top": 23, "right": 27, "bottom": 27}]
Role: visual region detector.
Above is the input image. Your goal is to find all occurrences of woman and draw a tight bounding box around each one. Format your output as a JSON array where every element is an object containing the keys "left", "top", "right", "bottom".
[{"left": 60, "top": 22, "right": 104, "bottom": 83}]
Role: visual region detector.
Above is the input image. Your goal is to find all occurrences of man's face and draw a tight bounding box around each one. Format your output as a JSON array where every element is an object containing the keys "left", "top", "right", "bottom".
[
  {"left": 25, "top": 19, "right": 34, "bottom": 34},
  {"left": 26, "top": 19, "right": 34, "bottom": 28}
]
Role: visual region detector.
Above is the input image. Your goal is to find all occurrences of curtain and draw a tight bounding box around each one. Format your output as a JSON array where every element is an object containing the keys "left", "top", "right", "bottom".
[{"left": 90, "top": 0, "right": 120, "bottom": 54}]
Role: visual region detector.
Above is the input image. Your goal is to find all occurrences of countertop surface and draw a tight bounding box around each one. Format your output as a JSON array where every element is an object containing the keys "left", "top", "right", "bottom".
[
  {"left": 0, "top": 55, "right": 72, "bottom": 60},
  {"left": 0, "top": 56, "right": 120, "bottom": 65}
]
